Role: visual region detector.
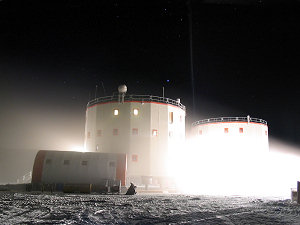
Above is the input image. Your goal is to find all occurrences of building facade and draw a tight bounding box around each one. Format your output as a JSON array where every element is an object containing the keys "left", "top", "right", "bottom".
[
  {"left": 191, "top": 116, "right": 269, "bottom": 154},
  {"left": 84, "top": 87, "right": 186, "bottom": 185},
  {"left": 32, "top": 150, "right": 126, "bottom": 186}
]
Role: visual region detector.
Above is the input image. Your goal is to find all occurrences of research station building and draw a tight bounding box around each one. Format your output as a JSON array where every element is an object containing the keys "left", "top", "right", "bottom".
[
  {"left": 191, "top": 116, "right": 269, "bottom": 154},
  {"left": 32, "top": 150, "right": 126, "bottom": 186},
  {"left": 84, "top": 85, "right": 186, "bottom": 186}
]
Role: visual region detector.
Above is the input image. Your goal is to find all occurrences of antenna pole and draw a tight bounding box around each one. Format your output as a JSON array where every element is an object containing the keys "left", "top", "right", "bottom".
[
  {"left": 162, "top": 86, "right": 165, "bottom": 98},
  {"left": 101, "top": 81, "right": 106, "bottom": 96},
  {"left": 95, "top": 85, "right": 98, "bottom": 99},
  {"left": 187, "top": 0, "right": 196, "bottom": 117}
]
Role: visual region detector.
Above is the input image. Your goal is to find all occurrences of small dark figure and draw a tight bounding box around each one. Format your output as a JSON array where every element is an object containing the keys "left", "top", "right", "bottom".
[{"left": 125, "top": 183, "right": 137, "bottom": 195}]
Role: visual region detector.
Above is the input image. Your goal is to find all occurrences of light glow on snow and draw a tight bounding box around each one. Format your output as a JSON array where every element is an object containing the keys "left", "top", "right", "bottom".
[{"left": 168, "top": 134, "right": 300, "bottom": 198}]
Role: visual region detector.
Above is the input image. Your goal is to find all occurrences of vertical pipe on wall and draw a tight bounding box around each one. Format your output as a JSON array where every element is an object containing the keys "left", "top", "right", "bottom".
[{"left": 297, "top": 181, "right": 300, "bottom": 204}]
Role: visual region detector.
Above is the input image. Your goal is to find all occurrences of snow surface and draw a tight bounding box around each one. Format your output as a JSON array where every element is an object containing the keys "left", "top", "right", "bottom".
[{"left": 1, "top": 192, "right": 300, "bottom": 224}]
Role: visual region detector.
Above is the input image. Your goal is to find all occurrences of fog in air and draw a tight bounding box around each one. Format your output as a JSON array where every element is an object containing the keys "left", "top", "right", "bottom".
[{"left": 1, "top": 0, "right": 300, "bottom": 199}]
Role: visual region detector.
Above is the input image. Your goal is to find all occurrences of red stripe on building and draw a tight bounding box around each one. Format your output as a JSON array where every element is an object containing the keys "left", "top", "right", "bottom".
[
  {"left": 87, "top": 101, "right": 183, "bottom": 110},
  {"left": 31, "top": 150, "right": 47, "bottom": 183},
  {"left": 195, "top": 121, "right": 268, "bottom": 127}
]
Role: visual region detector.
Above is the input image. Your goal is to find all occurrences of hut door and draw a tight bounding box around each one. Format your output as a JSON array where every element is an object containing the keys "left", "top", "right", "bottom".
[{"left": 108, "top": 161, "right": 116, "bottom": 179}]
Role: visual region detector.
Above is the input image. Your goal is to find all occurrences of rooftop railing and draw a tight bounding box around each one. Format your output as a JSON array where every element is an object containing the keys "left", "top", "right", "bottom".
[
  {"left": 87, "top": 94, "right": 186, "bottom": 110},
  {"left": 192, "top": 116, "right": 267, "bottom": 126}
]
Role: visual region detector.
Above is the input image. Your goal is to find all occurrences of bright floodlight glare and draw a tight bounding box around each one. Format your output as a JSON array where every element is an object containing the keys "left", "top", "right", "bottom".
[
  {"left": 167, "top": 134, "right": 300, "bottom": 198},
  {"left": 133, "top": 108, "right": 139, "bottom": 116},
  {"left": 114, "top": 109, "right": 119, "bottom": 116},
  {"left": 71, "top": 145, "right": 85, "bottom": 152}
]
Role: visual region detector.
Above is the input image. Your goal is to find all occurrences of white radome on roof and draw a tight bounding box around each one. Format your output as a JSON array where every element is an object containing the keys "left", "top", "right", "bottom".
[{"left": 118, "top": 84, "right": 127, "bottom": 94}]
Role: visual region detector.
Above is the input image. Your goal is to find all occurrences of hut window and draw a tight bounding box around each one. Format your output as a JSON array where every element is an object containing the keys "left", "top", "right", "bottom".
[
  {"left": 265, "top": 130, "right": 268, "bottom": 135},
  {"left": 239, "top": 128, "right": 243, "bottom": 133},
  {"left": 46, "top": 159, "right": 52, "bottom": 165},
  {"left": 132, "top": 128, "right": 138, "bottom": 135},
  {"left": 199, "top": 130, "right": 202, "bottom": 135},
  {"left": 114, "top": 109, "right": 119, "bottom": 116},
  {"left": 132, "top": 154, "right": 138, "bottom": 162},
  {"left": 152, "top": 129, "right": 158, "bottom": 137},
  {"left": 224, "top": 128, "right": 229, "bottom": 133},
  {"left": 133, "top": 108, "right": 139, "bottom": 116},
  {"left": 63, "top": 160, "right": 70, "bottom": 165},
  {"left": 169, "top": 112, "right": 173, "bottom": 124},
  {"left": 169, "top": 131, "right": 173, "bottom": 137},
  {"left": 87, "top": 132, "right": 91, "bottom": 139},
  {"left": 113, "top": 129, "right": 119, "bottom": 136},
  {"left": 109, "top": 162, "right": 116, "bottom": 167},
  {"left": 97, "top": 130, "right": 102, "bottom": 137},
  {"left": 81, "top": 161, "right": 88, "bottom": 166}
]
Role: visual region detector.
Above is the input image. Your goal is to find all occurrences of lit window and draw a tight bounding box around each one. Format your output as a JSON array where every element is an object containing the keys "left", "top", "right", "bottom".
[
  {"left": 152, "top": 129, "right": 158, "bottom": 136},
  {"left": 63, "top": 160, "right": 70, "bottom": 165},
  {"left": 46, "top": 159, "right": 52, "bottom": 165},
  {"left": 169, "top": 112, "right": 173, "bottom": 124},
  {"left": 109, "top": 161, "right": 116, "bottom": 167},
  {"left": 239, "top": 128, "right": 243, "bottom": 133},
  {"left": 114, "top": 109, "right": 119, "bottom": 116},
  {"left": 87, "top": 131, "right": 91, "bottom": 139},
  {"left": 133, "top": 108, "right": 139, "bottom": 116},
  {"left": 132, "top": 128, "right": 138, "bottom": 135},
  {"left": 199, "top": 130, "right": 202, "bottom": 135},
  {"left": 97, "top": 130, "right": 102, "bottom": 137},
  {"left": 81, "top": 161, "right": 88, "bottom": 166},
  {"left": 224, "top": 128, "right": 229, "bottom": 133},
  {"left": 132, "top": 154, "right": 138, "bottom": 162},
  {"left": 113, "top": 129, "right": 119, "bottom": 136}
]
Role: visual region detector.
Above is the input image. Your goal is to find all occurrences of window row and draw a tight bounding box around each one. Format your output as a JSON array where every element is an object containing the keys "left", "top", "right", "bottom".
[
  {"left": 87, "top": 129, "right": 159, "bottom": 138},
  {"left": 113, "top": 108, "right": 139, "bottom": 116},
  {"left": 112, "top": 109, "right": 183, "bottom": 123},
  {"left": 169, "top": 112, "right": 183, "bottom": 124},
  {"left": 198, "top": 128, "right": 268, "bottom": 135},
  {"left": 45, "top": 159, "right": 116, "bottom": 167}
]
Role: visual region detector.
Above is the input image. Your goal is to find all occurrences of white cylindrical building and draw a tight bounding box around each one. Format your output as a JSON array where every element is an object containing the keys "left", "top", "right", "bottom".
[
  {"left": 187, "top": 116, "right": 269, "bottom": 195},
  {"left": 191, "top": 116, "right": 269, "bottom": 154},
  {"left": 84, "top": 85, "right": 186, "bottom": 186}
]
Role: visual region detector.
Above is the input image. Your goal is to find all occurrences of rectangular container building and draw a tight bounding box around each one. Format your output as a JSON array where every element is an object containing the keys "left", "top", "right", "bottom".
[{"left": 31, "top": 150, "right": 127, "bottom": 186}]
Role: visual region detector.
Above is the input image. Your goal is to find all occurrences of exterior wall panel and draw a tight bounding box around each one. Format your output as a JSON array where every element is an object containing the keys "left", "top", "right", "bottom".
[
  {"left": 192, "top": 118, "right": 269, "bottom": 154},
  {"left": 32, "top": 151, "right": 126, "bottom": 185},
  {"left": 31, "top": 150, "right": 47, "bottom": 183},
  {"left": 84, "top": 95, "right": 186, "bottom": 185}
]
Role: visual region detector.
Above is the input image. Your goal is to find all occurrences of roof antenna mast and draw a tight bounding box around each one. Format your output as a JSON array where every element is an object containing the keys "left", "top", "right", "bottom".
[
  {"left": 95, "top": 84, "right": 98, "bottom": 99},
  {"left": 187, "top": 0, "right": 196, "bottom": 118},
  {"left": 101, "top": 81, "right": 106, "bottom": 96}
]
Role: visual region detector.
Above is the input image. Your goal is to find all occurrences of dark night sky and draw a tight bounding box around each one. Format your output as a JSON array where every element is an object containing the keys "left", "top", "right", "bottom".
[{"left": 1, "top": 0, "right": 300, "bottom": 182}]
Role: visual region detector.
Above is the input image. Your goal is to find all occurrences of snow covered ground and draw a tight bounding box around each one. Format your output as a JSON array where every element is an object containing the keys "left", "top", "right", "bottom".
[{"left": 1, "top": 193, "right": 300, "bottom": 224}]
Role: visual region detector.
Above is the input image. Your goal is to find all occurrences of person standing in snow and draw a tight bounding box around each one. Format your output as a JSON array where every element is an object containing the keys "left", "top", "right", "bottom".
[{"left": 125, "top": 183, "right": 137, "bottom": 195}]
